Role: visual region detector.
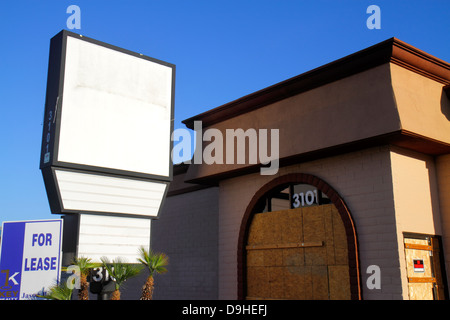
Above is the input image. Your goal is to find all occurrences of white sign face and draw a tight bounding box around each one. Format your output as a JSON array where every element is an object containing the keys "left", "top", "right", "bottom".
[
  {"left": 40, "top": 30, "right": 175, "bottom": 217},
  {"left": 0, "top": 220, "right": 63, "bottom": 300},
  {"left": 58, "top": 36, "right": 173, "bottom": 177},
  {"left": 76, "top": 214, "right": 151, "bottom": 262},
  {"left": 55, "top": 169, "right": 168, "bottom": 217}
]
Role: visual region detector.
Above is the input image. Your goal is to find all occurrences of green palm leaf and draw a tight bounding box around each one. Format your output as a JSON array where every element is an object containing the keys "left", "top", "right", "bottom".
[
  {"left": 137, "top": 246, "right": 168, "bottom": 276},
  {"left": 137, "top": 246, "right": 169, "bottom": 300},
  {"left": 100, "top": 256, "right": 143, "bottom": 290},
  {"left": 37, "top": 281, "right": 73, "bottom": 300}
]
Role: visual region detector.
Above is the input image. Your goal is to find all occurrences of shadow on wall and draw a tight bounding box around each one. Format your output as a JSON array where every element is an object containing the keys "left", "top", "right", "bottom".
[{"left": 442, "top": 86, "right": 450, "bottom": 121}]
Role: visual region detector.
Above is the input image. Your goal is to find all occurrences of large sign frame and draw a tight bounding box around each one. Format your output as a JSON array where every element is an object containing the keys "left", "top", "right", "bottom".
[{"left": 40, "top": 30, "right": 175, "bottom": 218}]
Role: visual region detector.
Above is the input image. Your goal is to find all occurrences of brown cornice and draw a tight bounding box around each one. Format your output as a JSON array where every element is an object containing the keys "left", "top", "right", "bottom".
[
  {"left": 391, "top": 39, "right": 450, "bottom": 84},
  {"left": 183, "top": 129, "right": 450, "bottom": 186},
  {"left": 182, "top": 38, "right": 450, "bottom": 130}
]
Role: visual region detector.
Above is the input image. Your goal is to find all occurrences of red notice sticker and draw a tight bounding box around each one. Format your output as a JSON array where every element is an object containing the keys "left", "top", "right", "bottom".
[{"left": 413, "top": 259, "right": 424, "bottom": 272}]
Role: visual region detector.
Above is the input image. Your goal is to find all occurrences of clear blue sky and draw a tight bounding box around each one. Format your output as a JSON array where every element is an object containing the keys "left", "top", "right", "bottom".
[{"left": 1, "top": 0, "right": 449, "bottom": 224}]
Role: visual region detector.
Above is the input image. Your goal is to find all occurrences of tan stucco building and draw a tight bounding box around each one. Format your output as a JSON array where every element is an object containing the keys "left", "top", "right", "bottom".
[{"left": 152, "top": 38, "right": 450, "bottom": 300}]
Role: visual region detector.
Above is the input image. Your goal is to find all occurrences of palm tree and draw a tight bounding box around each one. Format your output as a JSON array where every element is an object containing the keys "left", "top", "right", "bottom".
[
  {"left": 137, "top": 246, "right": 169, "bottom": 300},
  {"left": 100, "top": 256, "right": 143, "bottom": 300},
  {"left": 71, "top": 256, "right": 99, "bottom": 300},
  {"left": 38, "top": 281, "right": 73, "bottom": 300}
]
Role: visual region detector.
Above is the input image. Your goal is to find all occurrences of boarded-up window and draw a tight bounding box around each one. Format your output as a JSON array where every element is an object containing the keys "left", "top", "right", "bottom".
[{"left": 246, "top": 204, "right": 351, "bottom": 300}]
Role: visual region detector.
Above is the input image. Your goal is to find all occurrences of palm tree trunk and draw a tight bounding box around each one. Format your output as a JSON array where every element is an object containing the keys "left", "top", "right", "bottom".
[
  {"left": 111, "top": 289, "right": 121, "bottom": 300},
  {"left": 140, "top": 275, "right": 154, "bottom": 300},
  {"left": 78, "top": 273, "right": 89, "bottom": 300}
]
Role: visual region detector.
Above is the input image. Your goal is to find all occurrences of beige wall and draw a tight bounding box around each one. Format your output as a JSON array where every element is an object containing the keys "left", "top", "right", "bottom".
[
  {"left": 218, "top": 146, "right": 407, "bottom": 299},
  {"left": 390, "top": 146, "right": 443, "bottom": 299},
  {"left": 186, "top": 64, "right": 400, "bottom": 182},
  {"left": 391, "top": 64, "right": 450, "bottom": 144},
  {"left": 390, "top": 147, "right": 441, "bottom": 234}
]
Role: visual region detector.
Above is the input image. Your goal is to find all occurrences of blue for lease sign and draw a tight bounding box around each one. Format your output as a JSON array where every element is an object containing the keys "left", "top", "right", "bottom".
[{"left": 0, "top": 220, "right": 63, "bottom": 300}]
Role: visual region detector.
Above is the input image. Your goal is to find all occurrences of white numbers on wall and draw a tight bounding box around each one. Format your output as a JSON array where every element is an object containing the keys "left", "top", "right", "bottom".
[
  {"left": 292, "top": 190, "right": 319, "bottom": 208},
  {"left": 91, "top": 267, "right": 115, "bottom": 282}
]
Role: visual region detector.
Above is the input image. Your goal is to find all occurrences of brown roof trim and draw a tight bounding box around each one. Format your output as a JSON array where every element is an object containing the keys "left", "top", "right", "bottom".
[
  {"left": 182, "top": 38, "right": 450, "bottom": 130},
  {"left": 167, "top": 162, "right": 216, "bottom": 196},
  {"left": 391, "top": 40, "right": 450, "bottom": 84},
  {"left": 166, "top": 184, "right": 213, "bottom": 197},
  {"left": 184, "top": 130, "right": 450, "bottom": 185}
]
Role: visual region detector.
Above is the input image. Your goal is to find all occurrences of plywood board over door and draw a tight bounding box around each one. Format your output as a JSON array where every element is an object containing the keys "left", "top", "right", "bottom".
[
  {"left": 404, "top": 235, "right": 447, "bottom": 300},
  {"left": 246, "top": 204, "right": 351, "bottom": 300}
]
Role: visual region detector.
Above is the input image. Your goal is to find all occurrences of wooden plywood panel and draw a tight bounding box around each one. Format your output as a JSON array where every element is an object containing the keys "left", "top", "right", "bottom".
[
  {"left": 246, "top": 266, "right": 269, "bottom": 299},
  {"left": 408, "top": 283, "right": 434, "bottom": 300},
  {"left": 305, "top": 247, "right": 327, "bottom": 266},
  {"left": 284, "top": 266, "right": 308, "bottom": 299},
  {"left": 328, "top": 265, "right": 351, "bottom": 300},
  {"left": 264, "top": 249, "right": 283, "bottom": 267},
  {"left": 404, "top": 241, "right": 432, "bottom": 279},
  {"left": 303, "top": 205, "right": 325, "bottom": 242},
  {"left": 303, "top": 206, "right": 327, "bottom": 266},
  {"left": 405, "top": 238, "right": 428, "bottom": 245},
  {"left": 403, "top": 236, "right": 446, "bottom": 300},
  {"left": 262, "top": 211, "right": 283, "bottom": 245},
  {"left": 286, "top": 265, "right": 314, "bottom": 299},
  {"left": 247, "top": 213, "right": 265, "bottom": 245},
  {"left": 323, "top": 205, "right": 336, "bottom": 265},
  {"left": 331, "top": 206, "right": 349, "bottom": 265},
  {"left": 247, "top": 250, "right": 264, "bottom": 267},
  {"left": 268, "top": 267, "right": 285, "bottom": 299},
  {"left": 312, "top": 266, "right": 329, "bottom": 300},
  {"left": 246, "top": 204, "right": 351, "bottom": 300},
  {"left": 282, "top": 208, "right": 303, "bottom": 243},
  {"left": 283, "top": 248, "right": 304, "bottom": 267}
]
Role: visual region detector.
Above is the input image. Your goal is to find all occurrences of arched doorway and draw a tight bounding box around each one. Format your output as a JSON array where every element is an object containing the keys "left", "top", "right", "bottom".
[{"left": 237, "top": 173, "right": 361, "bottom": 300}]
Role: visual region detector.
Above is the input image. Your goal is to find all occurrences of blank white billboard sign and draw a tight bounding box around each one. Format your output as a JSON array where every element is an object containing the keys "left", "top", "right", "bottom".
[
  {"left": 40, "top": 30, "right": 175, "bottom": 217},
  {"left": 58, "top": 35, "right": 173, "bottom": 176}
]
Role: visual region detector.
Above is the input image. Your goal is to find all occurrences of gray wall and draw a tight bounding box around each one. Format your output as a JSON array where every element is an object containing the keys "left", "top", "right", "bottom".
[{"left": 151, "top": 187, "right": 219, "bottom": 299}]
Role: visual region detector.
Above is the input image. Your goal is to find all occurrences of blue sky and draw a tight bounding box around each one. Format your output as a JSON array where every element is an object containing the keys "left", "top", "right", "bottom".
[{"left": 1, "top": 0, "right": 449, "bottom": 224}]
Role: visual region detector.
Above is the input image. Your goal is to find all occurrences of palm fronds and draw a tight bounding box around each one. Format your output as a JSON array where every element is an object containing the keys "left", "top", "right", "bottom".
[
  {"left": 137, "top": 246, "right": 169, "bottom": 276},
  {"left": 71, "top": 256, "right": 100, "bottom": 300},
  {"left": 37, "top": 281, "right": 73, "bottom": 300},
  {"left": 137, "top": 246, "right": 169, "bottom": 300},
  {"left": 100, "top": 256, "right": 143, "bottom": 300}
]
